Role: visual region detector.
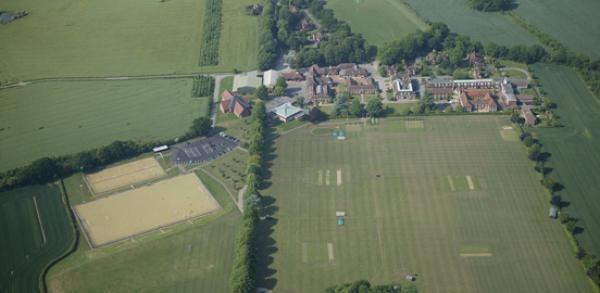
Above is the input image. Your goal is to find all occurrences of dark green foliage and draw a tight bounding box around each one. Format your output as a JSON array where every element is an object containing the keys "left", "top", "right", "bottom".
[
  {"left": 468, "top": 0, "right": 514, "bottom": 12},
  {"left": 257, "top": 0, "right": 278, "bottom": 70},
  {"left": 366, "top": 98, "right": 384, "bottom": 117},
  {"left": 192, "top": 75, "right": 215, "bottom": 97},
  {"left": 540, "top": 176, "right": 559, "bottom": 192},
  {"left": 254, "top": 85, "right": 269, "bottom": 100},
  {"left": 349, "top": 99, "right": 363, "bottom": 117},
  {"left": 198, "top": 0, "right": 223, "bottom": 66},
  {"left": 308, "top": 107, "right": 328, "bottom": 123},
  {"left": 325, "top": 280, "right": 410, "bottom": 293},
  {"left": 187, "top": 116, "right": 212, "bottom": 137}
]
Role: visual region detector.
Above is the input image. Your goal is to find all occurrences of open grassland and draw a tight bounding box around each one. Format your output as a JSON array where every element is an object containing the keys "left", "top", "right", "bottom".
[
  {"left": 75, "top": 173, "right": 221, "bottom": 247},
  {"left": 0, "top": 79, "right": 209, "bottom": 171},
  {"left": 48, "top": 172, "right": 239, "bottom": 293},
  {"left": 0, "top": 184, "right": 75, "bottom": 293},
  {"left": 532, "top": 64, "right": 600, "bottom": 255},
  {"left": 514, "top": 0, "right": 600, "bottom": 59},
  {"left": 405, "top": 0, "right": 537, "bottom": 46},
  {"left": 0, "top": 0, "right": 258, "bottom": 81},
  {"left": 202, "top": 149, "right": 249, "bottom": 196},
  {"left": 326, "top": 0, "right": 428, "bottom": 47},
  {"left": 86, "top": 157, "right": 166, "bottom": 194},
  {"left": 259, "top": 116, "right": 593, "bottom": 292}
]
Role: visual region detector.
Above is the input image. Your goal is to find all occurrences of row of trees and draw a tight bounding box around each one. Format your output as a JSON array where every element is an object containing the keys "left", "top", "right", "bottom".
[
  {"left": 257, "top": 0, "right": 278, "bottom": 71},
  {"left": 198, "top": 0, "right": 223, "bottom": 66},
  {"left": 0, "top": 116, "right": 212, "bottom": 192},
  {"left": 326, "top": 280, "right": 417, "bottom": 293},
  {"left": 229, "top": 101, "right": 267, "bottom": 292},
  {"left": 518, "top": 130, "right": 600, "bottom": 286},
  {"left": 192, "top": 75, "right": 215, "bottom": 97},
  {"left": 468, "top": 0, "right": 514, "bottom": 11},
  {"left": 330, "top": 95, "right": 383, "bottom": 118}
]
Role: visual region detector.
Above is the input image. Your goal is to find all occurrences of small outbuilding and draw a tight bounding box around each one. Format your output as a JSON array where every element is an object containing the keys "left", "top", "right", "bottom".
[{"left": 549, "top": 206, "right": 558, "bottom": 218}]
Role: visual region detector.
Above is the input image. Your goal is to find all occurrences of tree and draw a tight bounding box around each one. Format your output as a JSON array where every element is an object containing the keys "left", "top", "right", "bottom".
[
  {"left": 308, "top": 107, "right": 327, "bottom": 123},
  {"left": 255, "top": 85, "right": 269, "bottom": 100},
  {"left": 566, "top": 220, "right": 577, "bottom": 234},
  {"left": 366, "top": 98, "right": 383, "bottom": 117},
  {"left": 528, "top": 143, "right": 542, "bottom": 161},
  {"left": 541, "top": 176, "right": 558, "bottom": 192},
  {"left": 188, "top": 116, "right": 212, "bottom": 137},
  {"left": 523, "top": 135, "right": 534, "bottom": 147},
  {"left": 273, "top": 77, "right": 288, "bottom": 97},
  {"left": 559, "top": 211, "right": 572, "bottom": 224},
  {"left": 295, "top": 96, "right": 305, "bottom": 108},
  {"left": 349, "top": 99, "right": 363, "bottom": 117}
]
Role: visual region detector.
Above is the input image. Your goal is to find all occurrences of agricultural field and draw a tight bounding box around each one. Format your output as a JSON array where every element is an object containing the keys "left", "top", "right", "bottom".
[
  {"left": 0, "top": 184, "right": 75, "bottom": 293},
  {"left": 532, "top": 63, "right": 600, "bottom": 255},
  {"left": 47, "top": 172, "right": 240, "bottom": 293},
  {"left": 258, "top": 116, "right": 593, "bottom": 292},
  {"left": 326, "top": 0, "right": 428, "bottom": 47},
  {"left": 0, "top": 79, "right": 209, "bottom": 171},
  {"left": 0, "top": 0, "right": 258, "bottom": 81},
  {"left": 405, "top": 0, "right": 537, "bottom": 47},
  {"left": 515, "top": 0, "right": 600, "bottom": 59}
]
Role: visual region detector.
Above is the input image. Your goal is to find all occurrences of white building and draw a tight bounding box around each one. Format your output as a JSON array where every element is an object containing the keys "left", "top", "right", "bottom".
[{"left": 263, "top": 69, "right": 279, "bottom": 88}]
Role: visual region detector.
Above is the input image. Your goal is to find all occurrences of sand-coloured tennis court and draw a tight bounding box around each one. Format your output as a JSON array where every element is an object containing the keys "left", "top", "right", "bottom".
[
  {"left": 75, "top": 173, "right": 220, "bottom": 247},
  {"left": 86, "top": 157, "right": 165, "bottom": 194}
]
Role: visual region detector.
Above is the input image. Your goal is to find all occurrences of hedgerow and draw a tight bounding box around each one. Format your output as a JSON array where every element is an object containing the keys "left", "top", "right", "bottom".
[
  {"left": 192, "top": 75, "right": 215, "bottom": 97},
  {"left": 198, "top": 0, "right": 223, "bottom": 66}
]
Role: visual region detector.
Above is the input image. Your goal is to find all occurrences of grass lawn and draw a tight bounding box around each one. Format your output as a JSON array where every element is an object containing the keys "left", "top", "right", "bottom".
[
  {"left": 257, "top": 115, "right": 593, "bottom": 292},
  {"left": 514, "top": 0, "right": 600, "bottom": 59},
  {"left": 405, "top": 0, "right": 537, "bottom": 47},
  {"left": 0, "top": 0, "right": 258, "bottom": 81},
  {"left": 218, "top": 76, "right": 234, "bottom": 100},
  {"left": 0, "top": 79, "right": 209, "bottom": 171},
  {"left": 384, "top": 102, "right": 419, "bottom": 115},
  {"left": 532, "top": 63, "right": 600, "bottom": 255},
  {"left": 47, "top": 172, "right": 240, "bottom": 293},
  {"left": 326, "top": 0, "right": 428, "bottom": 47},
  {"left": 202, "top": 149, "right": 249, "bottom": 196},
  {"left": 0, "top": 184, "right": 75, "bottom": 293}
]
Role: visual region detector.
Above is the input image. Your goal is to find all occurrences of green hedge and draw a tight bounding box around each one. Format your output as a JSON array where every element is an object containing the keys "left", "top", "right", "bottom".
[
  {"left": 192, "top": 75, "right": 215, "bottom": 97},
  {"left": 198, "top": 0, "right": 223, "bottom": 66}
]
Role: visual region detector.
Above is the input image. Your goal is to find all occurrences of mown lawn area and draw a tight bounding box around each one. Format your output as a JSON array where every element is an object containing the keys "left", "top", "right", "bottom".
[
  {"left": 257, "top": 115, "right": 593, "bottom": 292},
  {"left": 0, "top": 79, "right": 209, "bottom": 171},
  {"left": 532, "top": 63, "right": 600, "bottom": 255},
  {"left": 405, "top": 0, "right": 537, "bottom": 46},
  {"left": 326, "top": 0, "right": 428, "bottom": 47},
  {"left": 514, "top": 0, "right": 600, "bottom": 59},
  {"left": 0, "top": 0, "right": 258, "bottom": 81},
  {"left": 0, "top": 184, "right": 75, "bottom": 293},
  {"left": 47, "top": 172, "right": 240, "bottom": 293}
]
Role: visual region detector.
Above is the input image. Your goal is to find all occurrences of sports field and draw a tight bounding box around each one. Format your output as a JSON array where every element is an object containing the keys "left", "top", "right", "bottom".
[
  {"left": 0, "top": 184, "right": 75, "bottom": 293},
  {"left": 532, "top": 64, "right": 600, "bottom": 255},
  {"left": 405, "top": 0, "right": 537, "bottom": 46},
  {"left": 326, "top": 0, "right": 428, "bottom": 46},
  {"left": 47, "top": 172, "right": 240, "bottom": 293},
  {"left": 75, "top": 173, "right": 220, "bottom": 247},
  {"left": 0, "top": 79, "right": 209, "bottom": 171},
  {"left": 86, "top": 157, "right": 166, "bottom": 194},
  {"left": 259, "top": 116, "right": 593, "bottom": 292},
  {"left": 0, "top": 0, "right": 258, "bottom": 81},
  {"left": 515, "top": 0, "right": 600, "bottom": 59}
]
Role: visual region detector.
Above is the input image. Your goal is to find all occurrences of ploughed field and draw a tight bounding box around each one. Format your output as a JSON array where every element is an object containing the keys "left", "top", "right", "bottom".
[{"left": 259, "top": 116, "right": 593, "bottom": 292}]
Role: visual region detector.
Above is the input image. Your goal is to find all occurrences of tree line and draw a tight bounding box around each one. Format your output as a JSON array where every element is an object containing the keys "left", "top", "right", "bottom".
[
  {"left": 198, "top": 0, "right": 223, "bottom": 66},
  {"left": 192, "top": 75, "right": 215, "bottom": 97},
  {"left": 468, "top": 0, "right": 514, "bottom": 12},
  {"left": 0, "top": 116, "right": 212, "bottom": 192},
  {"left": 326, "top": 279, "right": 417, "bottom": 293},
  {"left": 229, "top": 101, "right": 267, "bottom": 292}
]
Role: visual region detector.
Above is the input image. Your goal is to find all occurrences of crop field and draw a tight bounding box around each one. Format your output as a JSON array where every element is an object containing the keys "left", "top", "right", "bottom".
[
  {"left": 48, "top": 172, "right": 240, "bottom": 293},
  {"left": 326, "top": 0, "right": 428, "bottom": 46},
  {"left": 0, "top": 0, "right": 258, "bottom": 81},
  {"left": 515, "top": 0, "right": 600, "bottom": 59},
  {"left": 258, "top": 116, "right": 593, "bottom": 292},
  {"left": 405, "top": 0, "right": 537, "bottom": 47},
  {"left": 86, "top": 157, "right": 166, "bottom": 194},
  {"left": 532, "top": 64, "right": 600, "bottom": 255},
  {"left": 0, "top": 184, "right": 75, "bottom": 293},
  {"left": 0, "top": 79, "right": 209, "bottom": 171},
  {"left": 75, "top": 173, "right": 221, "bottom": 247}
]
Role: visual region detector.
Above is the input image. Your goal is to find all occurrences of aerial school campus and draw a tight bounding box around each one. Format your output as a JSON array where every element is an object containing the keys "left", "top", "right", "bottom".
[{"left": 1, "top": 0, "right": 600, "bottom": 292}]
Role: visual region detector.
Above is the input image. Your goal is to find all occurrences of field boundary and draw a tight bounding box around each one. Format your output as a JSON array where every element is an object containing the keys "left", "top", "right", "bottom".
[{"left": 32, "top": 196, "right": 47, "bottom": 245}]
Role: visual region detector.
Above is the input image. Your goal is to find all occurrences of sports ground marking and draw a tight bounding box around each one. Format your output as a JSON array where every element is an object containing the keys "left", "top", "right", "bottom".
[
  {"left": 317, "top": 170, "right": 323, "bottom": 186},
  {"left": 337, "top": 169, "right": 342, "bottom": 186},
  {"left": 466, "top": 176, "right": 475, "bottom": 190},
  {"left": 328, "top": 243, "right": 335, "bottom": 262},
  {"left": 325, "top": 170, "right": 331, "bottom": 186},
  {"left": 460, "top": 253, "right": 492, "bottom": 257},
  {"left": 447, "top": 176, "right": 456, "bottom": 191},
  {"left": 32, "top": 196, "right": 47, "bottom": 245}
]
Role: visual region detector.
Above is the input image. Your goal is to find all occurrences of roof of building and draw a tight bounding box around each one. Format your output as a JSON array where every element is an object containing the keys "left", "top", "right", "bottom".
[
  {"left": 222, "top": 90, "right": 235, "bottom": 101},
  {"left": 221, "top": 94, "right": 251, "bottom": 116},
  {"left": 501, "top": 78, "right": 517, "bottom": 103},
  {"left": 263, "top": 69, "right": 279, "bottom": 87},
  {"left": 271, "top": 102, "right": 304, "bottom": 119},
  {"left": 233, "top": 71, "right": 262, "bottom": 92},
  {"left": 394, "top": 79, "right": 413, "bottom": 92}
]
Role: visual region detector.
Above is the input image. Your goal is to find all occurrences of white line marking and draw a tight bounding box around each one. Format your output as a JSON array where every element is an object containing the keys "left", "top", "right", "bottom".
[
  {"left": 460, "top": 253, "right": 492, "bottom": 257},
  {"left": 32, "top": 196, "right": 47, "bottom": 245},
  {"left": 466, "top": 176, "right": 475, "bottom": 190},
  {"left": 317, "top": 170, "right": 323, "bottom": 186},
  {"left": 337, "top": 169, "right": 342, "bottom": 186},
  {"left": 447, "top": 176, "right": 455, "bottom": 191},
  {"left": 325, "top": 170, "right": 330, "bottom": 186},
  {"left": 328, "top": 243, "right": 334, "bottom": 262}
]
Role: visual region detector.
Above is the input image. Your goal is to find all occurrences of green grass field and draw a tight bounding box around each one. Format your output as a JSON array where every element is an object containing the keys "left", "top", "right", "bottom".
[
  {"left": 532, "top": 64, "right": 600, "bottom": 255},
  {"left": 405, "top": 0, "right": 537, "bottom": 47},
  {"left": 326, "top": 0, "right": 428, "bottom": 46},
  {"left": 514, "top": 0, "right": 600, "bottom": 59},
  {"left": 0, "top": 184, "right": 75, "bottom": 293},
  {"left": 47, "top": 172, "right": 240, "bottom": 293},
  {"left": 0, "top": 0, "right": 258, "bottom": 81},
  {"left": 258, "top": 116, "right": 593, "bottom": 292},
  {"left": 0, "top": 79, "right": 209, "bottom": 171}
]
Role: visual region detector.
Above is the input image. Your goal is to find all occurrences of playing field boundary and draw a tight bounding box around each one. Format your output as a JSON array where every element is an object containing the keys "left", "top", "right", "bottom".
[{"left": 32, "top": 196, "right": 47, "bottom": 245}]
